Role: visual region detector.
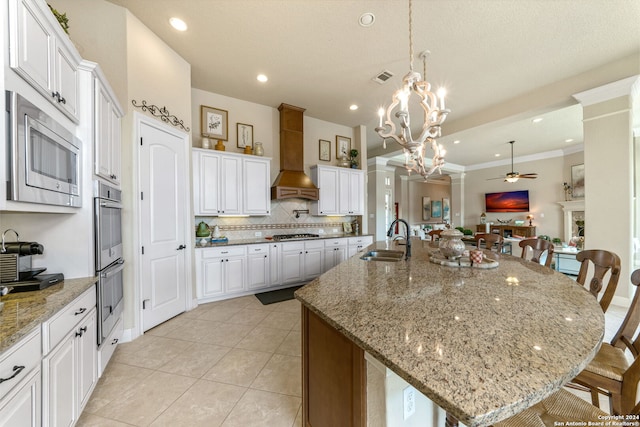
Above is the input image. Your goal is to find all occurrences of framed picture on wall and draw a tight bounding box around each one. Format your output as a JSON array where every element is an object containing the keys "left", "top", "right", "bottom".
[
  {"left": 431, "top": 200, "right": 442, "bottom": 218},
  {"left": 319, "top": 139, "right": 331, "bottom": 161},
  {"left": 572, "top": 164, "right": 585, "bottom": 198},
  {"left": 422, "top": 197, "right": 431, "bottom": 220},
  {"left": 336, "top": 135, "right": 351, "bottom": 159},
  {"left": 201, "top": 105, "right": 228, "bottom": 140},
  {"left": 442, "top": 198, "right": 451, "bottom": 222},
  {"left": 237, "top": 123, "right": 253, "bottom": 148}
]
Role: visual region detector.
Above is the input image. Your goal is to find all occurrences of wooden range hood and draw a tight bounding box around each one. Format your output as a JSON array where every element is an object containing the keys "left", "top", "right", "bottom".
[{"left": 271, "top": 103, "right": 319, "bottom": 200}]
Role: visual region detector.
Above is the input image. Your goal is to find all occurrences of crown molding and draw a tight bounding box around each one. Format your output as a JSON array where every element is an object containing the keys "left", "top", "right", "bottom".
[{"left": 573, "top": 75, "right": 640, "bottom": 106}]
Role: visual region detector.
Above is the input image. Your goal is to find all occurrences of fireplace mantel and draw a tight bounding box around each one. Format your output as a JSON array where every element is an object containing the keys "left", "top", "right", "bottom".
[{"left": 558, "top": 200, "right": 585, "bottom": 242}]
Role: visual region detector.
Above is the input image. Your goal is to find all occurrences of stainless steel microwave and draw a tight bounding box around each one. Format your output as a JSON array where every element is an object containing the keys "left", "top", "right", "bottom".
[{"left": 5, "top": 91, "right": 82, "bottom": 207}]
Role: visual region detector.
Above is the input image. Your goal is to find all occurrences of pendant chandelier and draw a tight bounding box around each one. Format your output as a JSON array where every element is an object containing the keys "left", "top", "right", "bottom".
[{"left": 375, "top": 0, "right": 450, "bottom": 179}]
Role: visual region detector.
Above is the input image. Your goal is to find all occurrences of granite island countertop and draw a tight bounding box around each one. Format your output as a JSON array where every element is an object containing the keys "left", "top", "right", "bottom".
[
  {"left": 0, "top": 277, "right": 98, "bottom": 354},
  {"left": 295, "top": 239, "right": 604, "bottom": 426}
]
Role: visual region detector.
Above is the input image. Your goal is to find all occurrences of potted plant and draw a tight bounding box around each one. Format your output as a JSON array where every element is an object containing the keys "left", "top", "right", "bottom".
[{"left": 349, "top": 149, "right": 359, "bottom": 168}]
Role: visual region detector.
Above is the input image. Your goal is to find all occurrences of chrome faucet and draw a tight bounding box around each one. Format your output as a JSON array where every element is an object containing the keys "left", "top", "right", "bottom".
[{"left": 387, "top": 219, "right": 411, "bottom": 259}]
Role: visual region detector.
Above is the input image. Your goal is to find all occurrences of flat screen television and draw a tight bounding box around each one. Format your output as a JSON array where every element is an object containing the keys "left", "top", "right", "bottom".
[{"left": 485, "top": 190, "right": 530, "bottom": 213}]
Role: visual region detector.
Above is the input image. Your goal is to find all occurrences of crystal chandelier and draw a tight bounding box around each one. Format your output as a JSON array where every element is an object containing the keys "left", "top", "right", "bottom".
[{"left": 375, "top": 0, "right": 450, "bottom": 179}]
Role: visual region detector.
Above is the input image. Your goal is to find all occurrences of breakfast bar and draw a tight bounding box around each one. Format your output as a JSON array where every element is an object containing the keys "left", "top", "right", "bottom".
[{"left": 295, "top": 239, "right": 604, "bottom": 426}]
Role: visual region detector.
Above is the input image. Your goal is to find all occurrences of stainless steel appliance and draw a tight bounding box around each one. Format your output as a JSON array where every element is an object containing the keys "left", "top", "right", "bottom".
[
  {"left": 0, "top": 229, "right": 45, "bottom": 282},
  {"left": 272, "top": 233, "right": 319, "bottom": 241},
  {"left": 94, "top": 182, "right": 124, "bottom": 346},
  {"left": 5, "top": 91, "right": 82, "bottom": 207}
]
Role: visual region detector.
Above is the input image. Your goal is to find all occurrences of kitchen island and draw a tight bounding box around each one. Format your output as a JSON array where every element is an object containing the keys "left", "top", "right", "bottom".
[{"left": 295, "top": 239, "right": 604, "bottom": 426}]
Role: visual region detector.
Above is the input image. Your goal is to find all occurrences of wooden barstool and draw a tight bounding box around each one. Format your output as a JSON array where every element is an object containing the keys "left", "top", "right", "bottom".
[
  {"left": 570, "top": 268, "right": 640, "bottom": 415},
  {"left": 575, "top": 249, "right": 621, "bottom": 313},
  {"left": 428, "top": 229, "right": 443, "bottom": 241},
  {"left": 474, "top": 233, "right": 504, "bottom": 253},
  {"left": 519, "top": 238, "right": 554, "bottom": 267}
]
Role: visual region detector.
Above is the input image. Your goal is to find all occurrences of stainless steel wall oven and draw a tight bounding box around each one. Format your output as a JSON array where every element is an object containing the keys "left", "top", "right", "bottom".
[{"left": 94, "top": 181, "right": 124, "bottom": 346}]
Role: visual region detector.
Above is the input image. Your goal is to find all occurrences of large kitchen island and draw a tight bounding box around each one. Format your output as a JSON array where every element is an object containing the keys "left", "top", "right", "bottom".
[{"left": 295, "top": 239, "right": 604, "bottom": 426}]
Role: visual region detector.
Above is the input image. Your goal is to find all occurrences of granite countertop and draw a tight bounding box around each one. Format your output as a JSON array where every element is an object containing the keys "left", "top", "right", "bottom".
[
  {"left": 295, "top": 239, "right": 604, "bottom": 426},
  {"left": 195, "top": 233, "right": 374, "bottom": 249},
  {"left": 0, "top": 277, "right": 98, "bottom": 354}
]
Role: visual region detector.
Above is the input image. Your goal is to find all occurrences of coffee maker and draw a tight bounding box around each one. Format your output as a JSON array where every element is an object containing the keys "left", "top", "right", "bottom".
[{"left": 0, "top": 229, "right": 63, "bottom": 291}]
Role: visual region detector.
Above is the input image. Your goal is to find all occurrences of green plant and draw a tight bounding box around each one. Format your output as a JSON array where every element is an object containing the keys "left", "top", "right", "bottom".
[
  {"left": 463, "top": 229, "right": 473, "bottom": 236},
  {"left": 539, "top": 235, "right": 550, "bottom": 241},
  {"left": 455, "top": 226, "right": 464, "bottom": 233},
  {"left": 48, "top": 4, "right": 69, "bottom": 34},
  {"left": 552, "top": 237, "right": 562, "bottom": 245},
  {"left": 349, "top": 149, "right": 359, "bottom": 166}
]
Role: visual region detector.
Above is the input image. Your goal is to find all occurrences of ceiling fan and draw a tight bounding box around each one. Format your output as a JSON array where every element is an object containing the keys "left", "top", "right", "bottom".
[{"left": 488, "top": 140, "right": 538, "bottom": 182}]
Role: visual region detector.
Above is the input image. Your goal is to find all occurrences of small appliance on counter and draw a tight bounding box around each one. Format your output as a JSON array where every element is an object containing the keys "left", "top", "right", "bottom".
[{"left": 0, "top": 229, "right": 64, "bottom": 292}]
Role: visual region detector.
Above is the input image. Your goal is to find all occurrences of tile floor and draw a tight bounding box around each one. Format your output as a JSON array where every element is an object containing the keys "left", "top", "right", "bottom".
[
  {"left": 77, "top": 295, "right": 628, "bottom": 427},
  {"left": 77, "top": 295, "right": 303, "bottom": 427}
]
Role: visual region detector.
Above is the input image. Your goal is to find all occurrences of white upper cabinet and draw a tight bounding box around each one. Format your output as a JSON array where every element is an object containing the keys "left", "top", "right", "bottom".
[
  {"left": 193, "top": 149, "right": 271, "bottom": 216},
  {"left": 310, "top": 165, "right": 364, "bottom": 216},
  {"left": 9, "top": 0, "right": 81, "bottom": 122}
]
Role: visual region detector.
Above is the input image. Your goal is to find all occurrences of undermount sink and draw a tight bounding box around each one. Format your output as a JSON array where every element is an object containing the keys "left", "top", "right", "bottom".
[{"left": 360, "top": 250, "right": 405, "bottom": 262}]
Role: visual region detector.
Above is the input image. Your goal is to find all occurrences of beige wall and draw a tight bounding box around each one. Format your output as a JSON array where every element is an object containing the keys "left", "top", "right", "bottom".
[
  {"left": 463, "top": 155, "right": 567, "bottom": 239},
  {"left": 406, "top": 178, "right": 451, "bottom": 227}
]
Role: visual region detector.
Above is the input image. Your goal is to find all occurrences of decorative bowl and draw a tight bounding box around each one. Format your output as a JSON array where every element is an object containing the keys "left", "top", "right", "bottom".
[{"left": 439, "top": 229, "right": 466, "bottom": 260}]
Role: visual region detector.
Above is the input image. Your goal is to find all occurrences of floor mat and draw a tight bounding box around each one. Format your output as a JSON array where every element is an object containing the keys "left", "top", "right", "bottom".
[{"left": 255, "top": 285, "right": 304, "bottom": 305}]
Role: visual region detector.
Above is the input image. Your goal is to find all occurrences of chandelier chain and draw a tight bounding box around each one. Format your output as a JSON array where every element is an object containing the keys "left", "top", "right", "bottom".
[{"left": 408, "top": 0, "right": 414, "bottom": 72}]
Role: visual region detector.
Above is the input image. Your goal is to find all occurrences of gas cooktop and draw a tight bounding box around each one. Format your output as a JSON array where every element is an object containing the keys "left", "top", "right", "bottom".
[{"left": 272, "top": 233, "right": 320, "bottom": 241}]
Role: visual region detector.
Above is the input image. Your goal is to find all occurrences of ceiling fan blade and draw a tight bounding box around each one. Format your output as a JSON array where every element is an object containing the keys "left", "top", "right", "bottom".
[
  {"left": 519, "top": 175, "right": 538, "bottom": 179},
  {"left": 486, "top": 177, "right": 506, "bottom": 180},
  {"left": 518, "top": 173, "right": 538, "bottom": 178}
]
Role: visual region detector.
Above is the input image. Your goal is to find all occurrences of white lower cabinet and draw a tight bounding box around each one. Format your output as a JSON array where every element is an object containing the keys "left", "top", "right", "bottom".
[
  {"left": 98, "top": 316, "right": 123, "bottom": 377},
  {"left": 196, "top": 246, "right": 247, "bottom": 301},
  {"left": 269, "top": 243, "right": 282, "bottom": 285},
  {"left": 324, "top": 239, "right": 348, "bottom": 271},
  {"left": 42, "top": 286, "right": 97, "bottom": 427},
  {"left": 304, "top": 241, "right": 325, "bottom": 281},
  {"left": 247, "top": 244, "right": 270, "bottom": 290},
  {"left": 281, "top": 242, "right": 305, "bottom": 285},
  {"left": 0, "top": 328, "right": 42, "bottom": 427}
]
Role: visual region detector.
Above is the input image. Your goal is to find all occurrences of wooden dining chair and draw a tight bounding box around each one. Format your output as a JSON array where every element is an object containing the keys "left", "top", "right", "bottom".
[
  {"left": 493, "top": 388, "right": 640, "bottom": 426},
  {"left": 474, "top": 233, "right": 504, "bottom": 252},
  {"left": 519, "top": 238, "right": 554, "bottom": 267},
  {"left": 569, "top": 268, "right": 640, "bottom": 415},
  {"left": 428, "top": 229, "right": 442, "bottom": 241},
  {"left": 575, "top": 249, "right": 621, "bottom": 313}
]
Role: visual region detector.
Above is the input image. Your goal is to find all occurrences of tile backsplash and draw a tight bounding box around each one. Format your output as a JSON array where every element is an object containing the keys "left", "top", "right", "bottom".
[{"left": 195, "top": 199, "right": 358, "bottom": 239}]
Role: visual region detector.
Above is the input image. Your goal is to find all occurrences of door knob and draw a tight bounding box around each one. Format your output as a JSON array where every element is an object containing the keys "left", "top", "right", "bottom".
[{"left": 177, "top": 244, "right": 186, "bottom": 250}]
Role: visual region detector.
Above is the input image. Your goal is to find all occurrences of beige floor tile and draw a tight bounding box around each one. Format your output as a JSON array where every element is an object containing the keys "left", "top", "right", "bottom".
[
  {"left": 76, "top": 412, "right": 133, "bottom": 426},
  {"left": 94, "top": 371, "right": 197, "bottom": 426},
  {"left": 260, "top": 311, "right": 300, "bottom": 331},
  {"left": 294, "top": 405, "right": 303, "bottom": 427},
  {"left": 251, "top": 354, "right": 302, "bottom": 397},
  {"left": 209, "top": 296, "right": 255, "bottom": 310},
  {"left": 198, "top": 321, "right": 256, "bottom": 346},
  {"left": 181, "top": 303, "right": 217, "bottom": 319},
  {"left": 149, "top": 379, "right": 246, "bottom": 427},
  {"left": 158, "top": 342, "right": 231, "bottom": 378},
  {"left": 116, "top": 333, "right": 163, "bottom": 354},
  {"left": 145, "top": 315, "right": 193, "bottom": 337},
  {"left": 275, "top": 330, "right": 301, "bottom": 357},
  {"left": 244, "top": 296, "right": 279, "bottom": 311},
  {"left": 271, "top": 298, "right": 301, "bottom": 314},
  {"left": 164, "top": 318, "right": 222, "bottom": 342},
  {"left": 112, "top": 336, "right": 193, "bottom": 369},
  {"left": 83, "top": 362, "right": 155, "bottom": 414},
  {"left": 203, "top": 348, "right": 272, "bottom": 386},
  {"left": 221, "top": 389, "right": 301, "bottom": 427},
  {"left": 225, "top": 308, "right": 271, "bottom": 326},
  {"left": 235, "top": 326, "right": 289, "bottom": 353},
  {"left": 291, "top": 319, "right": 301, "bottom": 332},
  {"left": 196, "top": 305, "right": 243, "bottom": 322}
]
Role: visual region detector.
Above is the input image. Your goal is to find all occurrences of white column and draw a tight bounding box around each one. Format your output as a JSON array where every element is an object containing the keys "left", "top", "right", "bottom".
[
  {"left": 450, "top": 173, "right": 465, "bottom": 229},
  {"left": 573, "top": 75, "right": 640, "bottom": 303}
]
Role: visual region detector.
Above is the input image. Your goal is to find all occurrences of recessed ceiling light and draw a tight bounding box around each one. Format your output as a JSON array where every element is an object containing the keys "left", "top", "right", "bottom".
[
  {"left": 349, "top": 104, "right": 358, "bottom": 111},
  {"left": 565, "top": 138, "right": 574, "bottom": 143},
  {"left": 532, "top": 117, "right": 544, "bottom": 124},
  {"left": 257, "top": 74, "right": 268, "bottom": 83},
  {"left": 169, "top": 17, "right": 188, "bottom": 31},
  {"left": 359, "top": 12, "right": 375, "bottom": 27},
  {"left": 453, "top": 140, "right": 460, "bottom": 144},
  {"left": 495, "top": 154, "right": 500, "bottom": 157}
]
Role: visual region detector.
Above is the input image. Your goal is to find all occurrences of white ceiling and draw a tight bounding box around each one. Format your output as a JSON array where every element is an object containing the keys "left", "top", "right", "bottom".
[{"left": 106, "top": 0, "right": 639, "bottom": 168}]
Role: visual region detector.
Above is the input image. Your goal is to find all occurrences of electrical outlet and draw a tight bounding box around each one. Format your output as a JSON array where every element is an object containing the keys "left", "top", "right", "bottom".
[
  {"left": 403, "top": 386, "right": 416, "bottom": 420},
  {"left": 333, "top": 228, "right": 338, "bottom": 233},
  {"left": 318, "top": 229, "right": 325, "bottom": 234},
  {"left": 255, "top": 231, "right": 262, "bottom": 237}
]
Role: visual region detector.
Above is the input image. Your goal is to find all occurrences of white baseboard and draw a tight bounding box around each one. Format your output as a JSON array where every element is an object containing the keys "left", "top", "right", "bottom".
[{"left": 611, "top": 295, "right": 631, "bottom": 308}]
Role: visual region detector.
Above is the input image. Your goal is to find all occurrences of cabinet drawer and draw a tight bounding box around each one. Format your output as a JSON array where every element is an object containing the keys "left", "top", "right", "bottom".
[
  {"left": 281, "top": 242, "right": 305, "bottom": 252},
  {"left": 247, "top": 244, "right": 270, "bottom": 255},
  {"left": 99, "top": 315, "right": 123, "bottom": 377},
  {"left": 201, "top": 246, "right": 246, "bottom": 259},
  {"left": 324, "top": 239, "right": 346, "bottom": 248},
  {"left": 348, "top": 236, "right": 373, "bottom": 246},
  {"left": 43, "top": 287, "right": 96, "bottom": 353},
  {"left": 0, "top": 328, "right": 41, "bottom": 401}
]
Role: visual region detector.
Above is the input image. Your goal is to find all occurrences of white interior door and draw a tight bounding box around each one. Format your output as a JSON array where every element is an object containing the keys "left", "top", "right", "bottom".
[{"left": 139, "top": 119, "right": 188, "bottom": 331}]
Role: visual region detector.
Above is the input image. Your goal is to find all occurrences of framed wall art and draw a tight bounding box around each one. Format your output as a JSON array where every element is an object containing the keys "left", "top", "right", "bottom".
[
  {"left": 571, "top": 164, "right": 585, "bottom": 199},
  {"left": 422, "top": 197, "right": 431, "bottom": 221},
  {"left": 336, "top": 135, "right": 351, "bottom": 159},
  {"left": 431, "top": 200, "right": 442, "bottom": 218},
  {"left": 201, "top": 105, "right": 228, "bottom": 140},
  {"left": 442, "top": 198, "right": 451, "bottom": 222},
  {"left": 319, "top": 139, "right": 331, "bottom": 161},
  {"left": 237, "top": 123, "right": 253, "bottom": 148}
]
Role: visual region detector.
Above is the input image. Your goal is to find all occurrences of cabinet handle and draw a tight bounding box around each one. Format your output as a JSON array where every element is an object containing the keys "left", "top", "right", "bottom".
[
  {"left": 177, "top": 244, "right": 186, "bottom": 250},
  {"left": 112, "top": 338, "right": 119, "bottom": 345},
  {"left": 264, "top": 255, "right": 267, "bottom": 258},
  {"left": 60, "top": 96, "right": 66, "bottom": 104},
  {"left": 76, "top": 326, "right": 87, "bottom": 337},
  {"left": 74, "top": 307, "right": 87, "bottom": 315},
  {"left": 0, "top": 365, "right": 25, "bottom": 384}
]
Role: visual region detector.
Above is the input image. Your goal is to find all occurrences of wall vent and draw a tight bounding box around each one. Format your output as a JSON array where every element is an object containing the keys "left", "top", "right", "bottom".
[{"left": 372, "top": 70, "right": 394, "bottom": 84}]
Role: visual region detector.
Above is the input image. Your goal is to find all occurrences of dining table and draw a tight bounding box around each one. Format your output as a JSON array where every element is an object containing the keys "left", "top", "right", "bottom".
[{"left": 295, "top": 238, "right": 604, "bottom": 426}]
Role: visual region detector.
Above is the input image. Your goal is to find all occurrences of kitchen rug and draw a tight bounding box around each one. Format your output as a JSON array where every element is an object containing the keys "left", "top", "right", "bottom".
[{"left": 255, "top": 285, "right": 304, "bottom": 305}]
